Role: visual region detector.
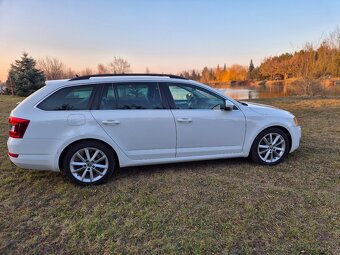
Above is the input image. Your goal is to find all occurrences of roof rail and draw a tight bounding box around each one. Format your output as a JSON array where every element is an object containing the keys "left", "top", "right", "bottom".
[{"left": 69, "top": 73, "right": 187, "bottom": 81}]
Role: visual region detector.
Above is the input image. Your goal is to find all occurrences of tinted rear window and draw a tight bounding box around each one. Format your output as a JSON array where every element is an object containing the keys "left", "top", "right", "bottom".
[
  {"left": 38, "top": 85, "right": 94, "bottom": 111},
  {"left": 100, "top": 82, "right": 163, "bottom": 110}
]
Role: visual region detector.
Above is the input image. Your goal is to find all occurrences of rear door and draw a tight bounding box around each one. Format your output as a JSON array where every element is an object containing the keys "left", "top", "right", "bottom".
[{"left": 91, "top": 82, "right": 176, "bottom": 160}]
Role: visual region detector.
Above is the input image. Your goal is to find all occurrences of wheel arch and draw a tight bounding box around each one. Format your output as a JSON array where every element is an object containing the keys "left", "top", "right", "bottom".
[
  {"left": 248, "top": 125, "right": 292, "bottom": 155},
  {"left": 58, "top": 138, "right": 120, "bottom": 171}
]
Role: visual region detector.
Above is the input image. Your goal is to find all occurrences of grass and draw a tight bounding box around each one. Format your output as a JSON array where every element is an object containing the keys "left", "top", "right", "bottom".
[{"left": 0, "top": 95, "right": 339, "bottom": 254}]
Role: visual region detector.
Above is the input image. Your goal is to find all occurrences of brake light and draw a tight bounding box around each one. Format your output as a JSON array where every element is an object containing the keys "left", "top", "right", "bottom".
[{"left": 9, "top": 117, "right": 30, "bottom": 138}]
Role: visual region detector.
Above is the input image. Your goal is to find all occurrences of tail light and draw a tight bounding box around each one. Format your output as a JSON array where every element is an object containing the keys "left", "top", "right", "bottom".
[{"left": 9, "top": 116, "right": 30, "bottom": 138}]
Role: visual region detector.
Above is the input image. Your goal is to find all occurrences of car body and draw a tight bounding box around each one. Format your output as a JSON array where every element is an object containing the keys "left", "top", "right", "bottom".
[{"left": 7, "top": 74, "right": 301, "bottom": 185}]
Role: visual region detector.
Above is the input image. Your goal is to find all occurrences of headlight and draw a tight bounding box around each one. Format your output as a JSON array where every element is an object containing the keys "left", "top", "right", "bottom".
[{"left": 293, "top": 116, "right": 298, "bottom": 126}]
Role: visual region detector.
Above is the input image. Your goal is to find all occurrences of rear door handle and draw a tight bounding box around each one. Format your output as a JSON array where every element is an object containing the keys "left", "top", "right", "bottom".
[
  {"left": 177, "top": 118, "right": 192, "bottom": 123},
  {"left": 102, "top": 120, "right": 120, "bottom": 125}
]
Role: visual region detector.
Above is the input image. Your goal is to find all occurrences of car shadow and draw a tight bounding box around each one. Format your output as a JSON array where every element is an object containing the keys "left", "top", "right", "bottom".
[{"left": 112, "top": 157, "right": 252, "bottom": 180}]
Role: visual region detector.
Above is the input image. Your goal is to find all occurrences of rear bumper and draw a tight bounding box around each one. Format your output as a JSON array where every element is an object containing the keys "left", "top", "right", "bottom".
[
  {"left": 290, "top": 125, "right": 301, "bottom": 153},
  {"left": 8, "top": 154, "right": 60, "bottom": 171},
  {"left": 7, "top": 136, "right": 60, "bottom": 171}
]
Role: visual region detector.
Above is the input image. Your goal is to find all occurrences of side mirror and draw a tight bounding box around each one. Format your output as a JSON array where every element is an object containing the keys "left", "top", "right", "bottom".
[{"left": 222, "top": 100, "right": 234, "bottom": 111}]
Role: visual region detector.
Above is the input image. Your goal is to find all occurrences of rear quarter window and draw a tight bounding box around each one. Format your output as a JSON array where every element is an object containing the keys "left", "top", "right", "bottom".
[{"left": 37, "top": 85, "right": 95, "bottom": 111}]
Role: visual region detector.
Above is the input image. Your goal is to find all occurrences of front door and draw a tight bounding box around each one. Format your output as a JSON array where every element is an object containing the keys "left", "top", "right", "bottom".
[{"left": 166, "top": 83, "right": 246, "bottom": 157}]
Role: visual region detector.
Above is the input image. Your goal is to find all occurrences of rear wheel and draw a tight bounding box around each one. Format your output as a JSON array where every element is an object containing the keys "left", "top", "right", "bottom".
[
  {"left": 63, "top": 141, "right": 115, "bottom": 185},
  {"left": 250, "top": 128, "right": 289, "bottom": 166}
]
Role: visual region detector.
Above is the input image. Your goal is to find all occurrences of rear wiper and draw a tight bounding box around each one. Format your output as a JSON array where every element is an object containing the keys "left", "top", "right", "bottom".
[{"left": 237, "top": 100, "right": 248, "bottom": 106}]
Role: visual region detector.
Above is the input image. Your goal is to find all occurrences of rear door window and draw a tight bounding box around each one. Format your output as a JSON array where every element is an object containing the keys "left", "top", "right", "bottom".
[
  {"left": 37, "top": 85, "right": 95, "bottom": 111},
  {"left": 99, "top": 82, "right": 163, "bottom": 110}
]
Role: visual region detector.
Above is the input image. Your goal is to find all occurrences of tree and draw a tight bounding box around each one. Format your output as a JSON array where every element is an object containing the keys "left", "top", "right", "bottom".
[
  {"left": 248, "top": 59, "right": 254, "bottom": 73},
  {"left": 215, "top": 64, "right": 221, "bottom": 81},
  {"left": 201, "top": 67, "right": 210, "bottom": 83},
  {"left": 247, "top": 59, "right": 255, "bottom": 79},
  {"left": 38, "top": 57, "right": 67, "bottom": 80},
  {"left": 97, "top": 64, "right": 108, "bottom": 74},
  {"left": 80, "top": 68, "right": 94, "bottom": 76},
  {"left": 109, "top": 57, "right": 131, "bottom": 74},
  {"left": 7, "top": 52, "right": 45, "bottom": 97}
]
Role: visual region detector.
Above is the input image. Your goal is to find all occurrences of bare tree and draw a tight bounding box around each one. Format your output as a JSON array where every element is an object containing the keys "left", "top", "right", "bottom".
[
  {"left": 80, "top": 68, "right": 94, "bottom": 76},
  {"left": 109, "top": 57, "right": 131, "bottom": 74},
  {"left": 97, "top": 64, "right": 109, "bottom": 74},
  {"left": 145, "top": 67, "right": 150, "bottom": 73},
  {"left": 38, "top": 57, "right": 67, "bottom": 80}
]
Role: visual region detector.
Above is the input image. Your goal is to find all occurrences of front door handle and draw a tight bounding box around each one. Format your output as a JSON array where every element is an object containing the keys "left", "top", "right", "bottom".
[
  {"left": 177, "top": 118, "right": 192, "bottom": 123},
  {"left": 102, "top": 120, "right": 120, "bottom": 125}
]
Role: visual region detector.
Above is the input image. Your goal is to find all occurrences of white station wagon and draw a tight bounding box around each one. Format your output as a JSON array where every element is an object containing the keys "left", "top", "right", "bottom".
[{"left": 7, "top": 74, "right": 301, "bottom": 185}]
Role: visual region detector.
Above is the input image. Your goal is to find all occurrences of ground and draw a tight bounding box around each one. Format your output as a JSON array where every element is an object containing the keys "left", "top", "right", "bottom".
[{"left": 0, "top": 95, "right": 339, "bottom": 254}]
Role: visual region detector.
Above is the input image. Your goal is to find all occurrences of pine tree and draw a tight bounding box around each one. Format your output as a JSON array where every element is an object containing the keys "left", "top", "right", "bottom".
[
  {"left": 247, "top": 59, "right": 255, "bottom": 79},
  {"left": 249, "top": 59, "right": 255, "bottom": 73},
  {"left": 7, "top": 52, "right": 45, "bottom": 96},
  {"left": 216, "top": 64, "right": 221, "bottom": 81}
]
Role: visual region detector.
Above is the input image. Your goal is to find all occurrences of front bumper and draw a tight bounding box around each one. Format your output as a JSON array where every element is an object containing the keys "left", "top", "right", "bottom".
[{"left": 290, "top": 125, "right": 301, "bottom": 153}]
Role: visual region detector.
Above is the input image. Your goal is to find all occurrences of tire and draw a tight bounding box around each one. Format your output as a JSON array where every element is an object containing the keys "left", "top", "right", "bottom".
[
  {"left": 63, "top": 140, "right": 116, "bottom": 185},
  {"left": 250, "top": 127, "right": 289, "bottom": 166}
]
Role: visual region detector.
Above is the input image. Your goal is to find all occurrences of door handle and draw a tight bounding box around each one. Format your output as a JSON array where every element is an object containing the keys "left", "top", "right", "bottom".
[
  {"left": 177, "top": 118, "right": 192, "bottom": 123},
  {"left": 102, "top": 120, "right": 120, "bottom": 125}
]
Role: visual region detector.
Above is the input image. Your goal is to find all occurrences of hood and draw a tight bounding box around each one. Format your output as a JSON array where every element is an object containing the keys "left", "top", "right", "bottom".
[{"left": 245, "top": 102, "right": 293, "bottom": 117}]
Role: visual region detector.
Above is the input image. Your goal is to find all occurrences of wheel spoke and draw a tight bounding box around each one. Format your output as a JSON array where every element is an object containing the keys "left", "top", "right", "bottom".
[
  {"left": 272, "top": 135, "right": 280, "bottom": 145},
  {"left": 274, "top": 147, "right": 284, "bottom": 151},
  {"left": 71, "top": 166, "right": 86, "bottom": 173},
  {"left": 90, "top": 169, "right": 94, "bottom": 182},
  {"left": 259, "top": 145, "right": 269, "bottom": 149},
  {"left": 81, "top": 169, "right": 87, "bottom": 181},
  {"left": 90, "top": 150, "right": 100, "bottom": 161},
  {"left": 71, "top": 162, "right": 86, "bottom": 166},
  {"left": 84, "top": 148, "right": 91, "bottom": 161},
  {"left": 76, "top": 152, "right": 87, "bottom": 162},
  {"left": 259, "top": 148, "right": 269, "bottom": 154},
  {"left": 275, "top": 140, "right": 284, "bottom": 146},
  {"left": 94, "top": 156, "right": 106, "bottom": 164},
  {"left": 270, "top": 151, "right": 273, "bottom": 162},
  {"left": 263, "top": 150, "right": 271, "bottom": 160},
  {"left": 269, "top": 133, "right": 273, "bottom": 144},
  {"left": 93, "top": 168, "right": 104, "bottom": 176},
  {"left": 93, "top": 163, "right": 108, "bottom": 169},
  {"left": 273, "top": 150, "right": 280, "bottom": 157},
  {"left": 263, "top": 137, "right": 270, "bottom": 145}
]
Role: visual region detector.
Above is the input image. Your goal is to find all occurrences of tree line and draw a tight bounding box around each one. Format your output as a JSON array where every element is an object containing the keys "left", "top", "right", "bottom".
[
  {"left": 179, "top": 27, "right": 340, "bottom": 85},
  {"left": 4, "top": 54, "right": 132, "bottom": 96},
  {"left": 2, "top": 28, "right": 339, "bottom": 97}
]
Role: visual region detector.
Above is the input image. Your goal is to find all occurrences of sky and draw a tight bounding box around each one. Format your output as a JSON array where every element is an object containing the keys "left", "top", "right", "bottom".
[{"left": 0, "top": 0, "right": 340, "bottom": 81}]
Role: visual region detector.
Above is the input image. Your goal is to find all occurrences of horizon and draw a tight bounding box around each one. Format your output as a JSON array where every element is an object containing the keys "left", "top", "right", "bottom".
[{"left": 1, "top": 0, "right": 340, "bottom": 82}]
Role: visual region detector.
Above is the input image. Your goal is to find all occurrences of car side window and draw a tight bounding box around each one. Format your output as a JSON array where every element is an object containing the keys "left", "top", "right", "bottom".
[
  {"left": 37, "top": 85, "right": 94, "bottom": 111},
  {"left": 168, "top": 84, "right": 225, "bottom": 110},
  {"left": 100, "top": 82, "right": 163, "bottom": 110}
]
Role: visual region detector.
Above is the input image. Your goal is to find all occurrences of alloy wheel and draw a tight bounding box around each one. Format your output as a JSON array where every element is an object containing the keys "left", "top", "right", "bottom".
[
  {"left": 69, "top": 147, "right": 109, "bottom": 183},
  {"left": 257, "top": 133, "right": 286, "bottom": 163}
]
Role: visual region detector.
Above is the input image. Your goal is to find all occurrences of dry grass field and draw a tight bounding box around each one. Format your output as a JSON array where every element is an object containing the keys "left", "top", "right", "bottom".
[{"left": 0, "top": 95, "right": 339, "bottom": 254}]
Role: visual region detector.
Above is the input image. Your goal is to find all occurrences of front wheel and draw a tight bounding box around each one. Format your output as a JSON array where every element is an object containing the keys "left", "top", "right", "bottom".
[
  {"left": 63, "top": 141, "right": 115, "bottom": 185},
  {"left": 250, "top": 128, "right": 289, "bottom": 166}
]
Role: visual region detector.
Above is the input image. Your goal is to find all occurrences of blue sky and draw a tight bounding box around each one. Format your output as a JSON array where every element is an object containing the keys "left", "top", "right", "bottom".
[{"left": 0, "top": 0, "right": 339, "bottom": 80}]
